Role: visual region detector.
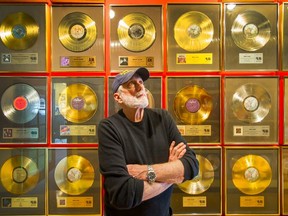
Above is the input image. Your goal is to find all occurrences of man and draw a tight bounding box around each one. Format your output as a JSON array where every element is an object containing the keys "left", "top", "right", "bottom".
[{"left": 98, "top": 67, "right": 199, "bottom": 216}]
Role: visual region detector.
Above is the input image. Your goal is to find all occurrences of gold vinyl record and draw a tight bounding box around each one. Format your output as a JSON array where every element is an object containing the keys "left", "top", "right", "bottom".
[
  {"left": 1, "top": 83, "right": 40, "bottom": 124},
  {"left": 174, "top": 11, "right": 214, "bottom": 52},
  {"left": 117, "top": 12, "right": 156, "bottom": 52},
  {"left": 146, "top": 88, "right": 155, "bottom": 108},
  {"left": 232, "top": 154, "right": 272, "bottom": 195},
  {"left": 0, "top": 156, "right": 39, "bottom": 195},
  {"left": 231, "top": 10, "right": 271, "bottom": 51},
  {"left": 54, "top": 155, "right": 95, "bottom": 195},
  {"left": 58, "top": 83, "right": 98, "bottom": 123},
  {"left": 178, "top": 154, "right": 214, "bottom": 195},
  {"left": 173, "top": 85, "right": 213, "bottom": 124},
  {"left": 58, "top": 12, "right": 97, "bottom": 52},
  {"left": 0, "top": 12, "right": 39, "bottom": 50},
  {"left": 231, "top": 83, "right": 271, "bottom": 123}
]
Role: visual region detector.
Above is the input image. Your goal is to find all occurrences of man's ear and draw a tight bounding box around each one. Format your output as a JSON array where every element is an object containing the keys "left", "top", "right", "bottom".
[{"left": 114, "top": 93, "right": 123, "bottom": 104}]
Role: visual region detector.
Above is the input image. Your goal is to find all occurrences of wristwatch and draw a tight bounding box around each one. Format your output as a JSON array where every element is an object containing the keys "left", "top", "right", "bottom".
[{"left": 147, "top": 165, "right": 156, "bottom": 184}]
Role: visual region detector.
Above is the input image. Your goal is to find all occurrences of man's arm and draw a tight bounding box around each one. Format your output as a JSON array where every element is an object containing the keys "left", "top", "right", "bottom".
[
  {"left": 127, "top": 141, "right": 188, "bottom": 201},
  {"left": 127, "top": 141, "right": 188, "bottom": 184}
]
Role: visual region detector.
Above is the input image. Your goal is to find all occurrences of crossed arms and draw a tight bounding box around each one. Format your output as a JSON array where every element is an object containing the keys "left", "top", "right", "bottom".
[{"left": 127, "top": 141, "right": 189, "bottom": 201}]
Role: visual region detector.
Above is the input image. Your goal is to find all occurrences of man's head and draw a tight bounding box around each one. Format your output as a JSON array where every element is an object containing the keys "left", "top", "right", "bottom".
[{"left": 112, "top": 67, "right": 149, "bottom": 94}]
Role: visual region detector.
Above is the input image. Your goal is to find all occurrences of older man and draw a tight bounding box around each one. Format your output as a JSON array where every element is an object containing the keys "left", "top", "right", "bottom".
[{"left": 98, "top": 67, "right": 199, "bottom": 216}]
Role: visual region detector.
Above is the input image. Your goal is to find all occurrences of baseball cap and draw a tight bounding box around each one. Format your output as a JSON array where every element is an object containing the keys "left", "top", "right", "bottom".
[{"left": 112, "top": 67, "right": 150, "bottom": 93}]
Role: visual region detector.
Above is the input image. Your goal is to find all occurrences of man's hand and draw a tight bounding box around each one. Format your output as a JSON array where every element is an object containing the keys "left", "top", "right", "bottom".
[
  {"left": 127, "top": 164, "right": 147, "bottom": 180},
  {"left": 169, "top": 141, "right": 186, "bottom": 162}
]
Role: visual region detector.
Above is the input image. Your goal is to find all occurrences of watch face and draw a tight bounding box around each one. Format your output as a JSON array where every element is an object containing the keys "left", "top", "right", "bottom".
[{"left": 148, "top": 171, "right": 156, "bottom": 182}]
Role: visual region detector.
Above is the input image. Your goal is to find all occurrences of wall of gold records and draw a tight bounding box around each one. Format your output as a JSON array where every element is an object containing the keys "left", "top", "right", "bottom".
[{"left": 0, "top": 0, "right": 288, "bottom": 215}]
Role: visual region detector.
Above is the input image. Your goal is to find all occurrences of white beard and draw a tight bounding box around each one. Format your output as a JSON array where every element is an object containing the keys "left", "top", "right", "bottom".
[{"left": 119, "top": 90, "right": 149, "bottom": 108}]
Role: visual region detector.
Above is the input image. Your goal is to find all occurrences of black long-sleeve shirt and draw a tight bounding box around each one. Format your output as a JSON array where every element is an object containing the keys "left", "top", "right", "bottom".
[{"left": 98, "top": 108, "right": 199, "bottom": 216}]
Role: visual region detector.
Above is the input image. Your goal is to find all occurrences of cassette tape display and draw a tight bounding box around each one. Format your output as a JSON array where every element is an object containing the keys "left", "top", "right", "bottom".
[
  {"left": 51, "top": 5, "right": 104, "bottom": 72},
  {"left": 110, "top": 6, "right": 162, "bottom": 71},
  {"left": 48, "top": 148, "right": 101, "bottom": 215},
  {"left": 171, "top": 147, "right": 221, "bottom": 215},
  {"left": 167, "top": 4, "right": 221, "bottom": 72},
  {"left": 167, "top": 77, "right": 220, "bottom": 144},
  {"left": 0, "top": 4, "right": 48, "bottom": 72},
  {"left": 224, "top": 3, "right": 278, "bottom": 71},
  {"left": 108, "top": 77, "right": 162, "bottom": 116},
  {"left": 224, "top": 77, "right": 278, "bottom": 144},
  {"left": 0, "top": 77, "right": 47, "bottom": 144},
  {"left": 225, "top": 147, "right": 279, "bottom": 215},
  {"left": 0, "top": 148, "right": 46, "bottom": 215},
  {"left": 51, "top": 77, "right": 104, "bottom": 144}
]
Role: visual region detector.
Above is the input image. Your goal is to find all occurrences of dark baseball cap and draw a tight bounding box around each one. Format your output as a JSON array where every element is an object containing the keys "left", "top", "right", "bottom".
[{"left": 112, "top": 67, "right": 150, "bottom": 93}]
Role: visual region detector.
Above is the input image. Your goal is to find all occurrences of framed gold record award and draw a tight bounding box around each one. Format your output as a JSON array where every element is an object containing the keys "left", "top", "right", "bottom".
[
  {"left": 0, "top": 4, "right": 48, "bottom": 72},
  {"left": 51, "top": 5, "right": 104, "bottom": 72},
  {"left": 167, "top": 3, "right": 221, "bottom": 72},
  {"left": 48, "top": 148, "right": 101, "bottom": 215},
  {"left": 51, "top": 77, "right": 104, "bottom": 144},
  {"left": 167, "top": 76, "right": 220, "bottom": 144},
  {"left": 225, "top": 147, "right": 279, "bottom": 215},
  {"left": 0, "top": 77, "right": 47, "bottom": 144},
  {"left": 108, "top": 76, "right": 162, "bottom": 116},
  {"left": 109, "top": 6, "right": 162, "bottom": 72},
  {"left": 283, "top": 147, "right": 288, "bottom": 215},
  {"left": 224, "top": 3, "right": 278, "bottom": 71},
  {"left": 224, "top": 77, "right": 278, "bottom": 144},
  {"left": 171, "top": 147, "right": 222, "bottom": 215},
  {"left": 0, "top": 148, "right": 46, "bottom": 215}
]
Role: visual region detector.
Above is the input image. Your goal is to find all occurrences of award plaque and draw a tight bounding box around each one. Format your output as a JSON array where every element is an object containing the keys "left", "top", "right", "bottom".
[
  {"left": 282, "top": 3, "right": 288, "bottom": 71},
  {"left": 167, "top": 4, "right": 221, "bottom": 72},
  {"left": 167, "top": 77, "right": 220, "bottom": 144},
  {"left": 0, "top": 4, "right": 48, "bottom": 72},
  {"left": 51, "top": 77, "right": 104, "bottom": 144},
  {"left": 225, "top": 147, "right": 279, "bottom": 215},
  {"left": 0, "top": 77, "right": 47, "bottom": 144},
  {"left": 224, "top": 77, "right": 278, "bottom": 144},
  {"left": 51, "top": 5, "right": 104, "bottom": 72},
  {"left": 109, "top": 6, "right": 162, "bottom": 72},
  {"left": 108, "top": 77, "right": 162, "bottom": 116},
  {"left": 48, "top": 148, "right": 101, "bottom": 215},
  {"left": 171, "top": 147, "right": 222, "bottom": 215},
  {"left": 224, "top": 3, "right": 278, "bottom": 71},
  {"left": 283, "top": 147, "right": 288, "bottom": 215},
  {"left": 0, "top": 148, "right": 46, "bottom": 215}
]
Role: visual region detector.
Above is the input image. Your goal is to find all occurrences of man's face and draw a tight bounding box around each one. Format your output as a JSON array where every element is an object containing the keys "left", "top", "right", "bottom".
[{"left": 117, "top": 74, "right": 149, "bottom": 109}]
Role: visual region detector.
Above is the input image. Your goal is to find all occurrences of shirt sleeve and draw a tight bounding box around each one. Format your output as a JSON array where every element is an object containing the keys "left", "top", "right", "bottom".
[{"left": 98, "top": 118, "right": 144, "bottom": 209}]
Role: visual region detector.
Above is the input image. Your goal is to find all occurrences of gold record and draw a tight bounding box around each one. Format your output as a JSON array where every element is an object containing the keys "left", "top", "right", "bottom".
[
  {"left": 232, "top": 154, "right": 272, "bottom": 195},
  {"left": 1, "top": 83, "right": 40, "bottom": 124},
  {"left": 0, "top": 156, "right": 39, "bottom": 194},
  {"left": 58, "top": 12, "right": 97, "bottom": 52},
  {"left": 178, "top": 154, "right": 214, "bottom": 195},
  {"left": 146, "top": 88, "right": 155, "bottom": 108},
  {"left": 173, "top": 85, "right": 213, "bottom": 124},
  {"left": 117, "top": 12, "right": 156, "bottom": 52},
  {"left": 231, "top": 10, "right": 271, "bottom": 51},
  {"left": 174, "top": 11, "right": 214, "bottom": 52},
  {"left": 58, "top": 83, "right": 98, "bottom": 123},
  {"left": 54, "top": 155, "right": 95, "bottom": 195},
  {"left": 0, "top": 12, "right": 39, "bottom": 50},
  {"left": 231, "top": 83, "right": 271, "bottom": 123}
]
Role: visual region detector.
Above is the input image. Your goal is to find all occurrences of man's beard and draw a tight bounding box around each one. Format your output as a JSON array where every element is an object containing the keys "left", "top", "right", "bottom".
[{"left": 119, "top": 90, "right": 149, "bottom": 108}]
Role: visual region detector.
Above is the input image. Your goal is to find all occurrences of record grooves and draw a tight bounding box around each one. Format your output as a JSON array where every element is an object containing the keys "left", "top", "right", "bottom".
[
  {"left": 117, "top": 12, "right": 156, "bottom": 52},
  {"left": 1, "top": 83, "right": 40, "bottom": 124}
]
